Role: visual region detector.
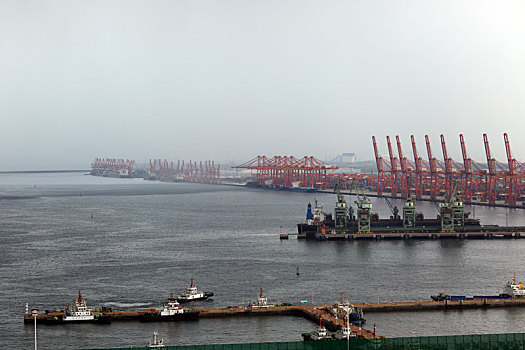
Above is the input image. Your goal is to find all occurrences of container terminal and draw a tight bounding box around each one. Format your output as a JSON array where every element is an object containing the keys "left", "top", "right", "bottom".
[{"left": 91, "top": 133, "right": 525, "bottom": 209}]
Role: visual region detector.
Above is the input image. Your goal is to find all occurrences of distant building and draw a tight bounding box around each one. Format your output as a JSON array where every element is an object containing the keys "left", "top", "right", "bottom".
[{"left": 330, "top": 153, "right": 357, "bottom": 166}]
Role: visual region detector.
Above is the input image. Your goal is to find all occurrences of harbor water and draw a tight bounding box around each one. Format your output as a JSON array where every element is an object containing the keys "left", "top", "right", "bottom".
[{"left": 1, "top": 172, "right": 525, "bottom": 349}]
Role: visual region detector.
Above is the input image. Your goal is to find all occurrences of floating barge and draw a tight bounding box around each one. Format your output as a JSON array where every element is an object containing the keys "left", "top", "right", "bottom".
[{"left": 297, "top": 185, "right": 525, "bottom": 241}]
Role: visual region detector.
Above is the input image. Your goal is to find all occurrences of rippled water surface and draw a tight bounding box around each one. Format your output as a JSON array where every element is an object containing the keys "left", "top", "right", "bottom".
[{"left": 2, "top": 173, "right": 525, "bottom": 349}]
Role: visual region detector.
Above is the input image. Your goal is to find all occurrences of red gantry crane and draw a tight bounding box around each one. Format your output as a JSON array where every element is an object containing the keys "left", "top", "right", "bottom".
[
  {"left": 233, "top": 155, "right": 338, "bottom": 189},
  {"left": 372, "top": 133, "right": 525, "bottom": 206}
]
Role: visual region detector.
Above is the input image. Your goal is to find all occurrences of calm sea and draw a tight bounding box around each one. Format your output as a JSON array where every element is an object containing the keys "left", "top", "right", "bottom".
[{"left": 1, "top": 172, "right": 525, "bottom": 349}]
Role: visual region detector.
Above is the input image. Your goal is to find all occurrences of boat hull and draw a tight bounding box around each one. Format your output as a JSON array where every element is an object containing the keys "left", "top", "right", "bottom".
[
  {"left": 140, "top": 310, "right": 199, "bottom": 322},
  {"left": 24, "top": 314, "right": 111, "bottom": 325},
  {"left": 177, "top": 292, "right": 214, "bottom": 303}
]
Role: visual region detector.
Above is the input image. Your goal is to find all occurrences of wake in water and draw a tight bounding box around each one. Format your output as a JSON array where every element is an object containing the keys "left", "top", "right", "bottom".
[{"left": 102, "top": 302, "right": 156, "bottom": 309}]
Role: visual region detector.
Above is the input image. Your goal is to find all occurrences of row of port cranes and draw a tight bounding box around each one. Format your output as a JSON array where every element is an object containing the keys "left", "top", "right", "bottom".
[
  {"left": 147, "top": 159, "right": 220, "bottom": 183},
  {"left": 90, "top": 158, "right": 136, "bottom": 177},
  {"left": 372, "top": 133, "right": 525, "bottom": 206},
  {"left": 90, "top": 158, "right": 220, "bottom": 183},
  {"left": 233, "top": 155, "right": 339, "bottom": 189}
]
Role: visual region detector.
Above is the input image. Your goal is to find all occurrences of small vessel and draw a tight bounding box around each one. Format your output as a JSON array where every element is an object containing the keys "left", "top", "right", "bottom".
[
  {"left": 177, "top": 278, "right": 214, "bottom": 303},
  {"left": 337, "top": 295, "right": 365, "bottom": 325},
  {"left": 333, "top": 319, "right": 357, "bottom": 340},
  {"left": 302, "top": 317, "right": 333, "bottom": 341},
  {"left": 64, "top": 291, "right": 95, "bottom": 322},
  {"left": 141, "top": 293, "right": 199, "bottom": 322},
  {"left": 431, "top": 276, "right": 525, "bottom": 301},
  {"left": 504, "top": 274, "right": 525, "bottom": 298},
  {"left": 252, "top": 288, "right": 273, "bottom": 308},
  {"left": 147, "top": 331, "right": 165, "bottom": 348},
  {"left": 23, "top": 293, "right": 110, "bottom": 325}
]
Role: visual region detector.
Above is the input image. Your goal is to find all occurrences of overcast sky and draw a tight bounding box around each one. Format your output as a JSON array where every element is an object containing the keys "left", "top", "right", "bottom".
[{"left": 1, "top": 0, "right": 524, "bottom": 170}]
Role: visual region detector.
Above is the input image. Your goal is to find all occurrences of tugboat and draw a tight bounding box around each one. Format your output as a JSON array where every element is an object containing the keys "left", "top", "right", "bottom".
[
  {"left": 64, "top": 291, "right": 95, "bottom": 322},
  {"left": 504, "top": 274, "right": 525, "bottom": 298},
  {"left": 333, "top": 318, "right": 357, "bottom": 340},
  {"left": 23, "top": 292, "right": 110, "bottom": 324},
  {"left": 336, "top": 295, "right": 366, "bottom": 325},
  {"left": 141, "top": 293, "right": 199, "bottom": 322},
  {"left": 63, "top": 291, "right": 110, "bottom": 323},
  {"left": 302, "top": 317, "right": 334, "bottom": 341},
  {"left": 177, "top": 278, "right": 214, "bottom": 303},
  {"left": 147, "top": 331, "right": 165, "bottom": 348},
  {"left": 252, "top": 288, "right": 274, "bottom": 308}
]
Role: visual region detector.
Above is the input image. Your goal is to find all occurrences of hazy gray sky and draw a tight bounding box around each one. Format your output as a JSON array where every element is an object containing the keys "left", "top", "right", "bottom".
[{"left": 2, "top": 0, "right": 524, "bottom": 170}]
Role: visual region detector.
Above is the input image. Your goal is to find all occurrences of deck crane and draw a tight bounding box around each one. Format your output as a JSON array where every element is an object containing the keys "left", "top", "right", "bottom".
[
  {"left": 384, "top": 198, "right": 400, "bottom": 220},
  {"left": 355, "top": 188, "right": 372, "bottom": 233},
  {"left": 438, "top": 180, "right": 464, "bottom": 231},
  {"left": 333, "top": 184, "right": 348, "bottom": 228}
]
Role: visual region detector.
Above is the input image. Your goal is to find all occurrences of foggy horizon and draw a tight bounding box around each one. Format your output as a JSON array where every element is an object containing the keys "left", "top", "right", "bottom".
[{"left": 2, "top": 0, "right": 525, "bottom": 171}]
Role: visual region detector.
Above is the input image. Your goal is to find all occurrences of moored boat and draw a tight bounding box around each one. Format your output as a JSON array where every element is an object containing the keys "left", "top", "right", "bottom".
[
  {"left": 64, "top": 291, "right": 96, "bottom": 322},
  {"left": 298, "top": 186, "right": 525, "bottom": 240},
  {"left": 252, "top": 288, "right": 274, "bottom": 308},
  {"left": 504, "top": 274, "right": 525, "bottom": 298},
  {"left": 24, "top": 291, "right": 111, "bottom": 324},
  {"left": 333, "top": 319, "right": 357, "bottom": 340},
  {"left": 302, "top": 317, "right": 334, "bottom": 341},
  {"left": 431, "top": 275, "right": 525, "bottom": 301},
  {"left": 141, "top": 293, "right": 199, "bottom": 322}
]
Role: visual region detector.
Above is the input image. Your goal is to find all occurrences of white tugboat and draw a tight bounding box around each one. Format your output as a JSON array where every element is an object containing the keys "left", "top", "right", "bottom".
[
  {"left": 161, "top": 293, "right": 185, "bottom": 316},
  {"left": 336, "top": 294, "right": 365, "bottom": 325},
  {"left": 147, "top": 331, "right": 165, "bottom": 348},
  {"left": 302, "top": 317, "right": 333, "bottom": 341},
  {"left": 334, "top": 317, "right": 357, "bottom": 340},
  {"left": 252, "top": 288, "right": 274, "bottom": 308},
  {"left": 177, "top": 278, "right": 214, "bottom": 303},
  {"left": 64, "top": 291, "right": 95, "bottom": 322},
  {"left": 141, "top": 293, "right": 199, "bottom": 322},
  {"left": 504, "top": 274, "right": 525, "bottom": 298}
]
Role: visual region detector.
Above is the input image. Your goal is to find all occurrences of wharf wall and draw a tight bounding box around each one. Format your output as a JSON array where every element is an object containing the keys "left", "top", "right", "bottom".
[
  {"left": 356, "top": 298, "right": 525, "bottom": 312},
  {"left": 26, "top": 299, "right": 525, "bottom": 325},
  {"left": 297, "top": 231, "right": 524, "bottom": 241}
]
